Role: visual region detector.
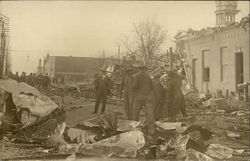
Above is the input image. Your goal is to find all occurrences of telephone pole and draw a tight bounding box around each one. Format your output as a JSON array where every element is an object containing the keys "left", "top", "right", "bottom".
[{"left": 0, "top": 18, "right": 6, "bottom": 77}]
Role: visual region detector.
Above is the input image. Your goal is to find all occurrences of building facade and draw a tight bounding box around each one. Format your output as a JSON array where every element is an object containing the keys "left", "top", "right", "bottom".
[
  {"left": 41, "top": 54, "right": 105, "bottom": 82},
  {"left": 175, "top": 1, "right": 249, "bottom": 95}
]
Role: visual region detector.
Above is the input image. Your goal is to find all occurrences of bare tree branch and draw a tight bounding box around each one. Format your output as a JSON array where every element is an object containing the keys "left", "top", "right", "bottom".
[{"left": 121, "top": 19, "right": 169, "bottom": 65}]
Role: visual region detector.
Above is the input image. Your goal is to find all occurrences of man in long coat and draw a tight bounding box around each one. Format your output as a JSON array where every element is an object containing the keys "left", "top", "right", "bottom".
[
  {"left": 93, "top": 69, "right": 112, "bottom": 114},
  {"left": 165, "top": 70, "right": 186, "bottom": 121},
  {"left": 132, "top": 64, "right": 155, "bottom": 135},
  {"left": 120, "top": 67, "right": 135, "bottom": 120},
  {"left": 152, "top": 74, "right": 165, "bottom": 121}
]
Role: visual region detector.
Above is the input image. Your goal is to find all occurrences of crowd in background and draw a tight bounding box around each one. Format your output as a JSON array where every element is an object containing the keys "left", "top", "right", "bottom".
[{"left": 8, "top": 72, "right": 51, "bottom": 89}]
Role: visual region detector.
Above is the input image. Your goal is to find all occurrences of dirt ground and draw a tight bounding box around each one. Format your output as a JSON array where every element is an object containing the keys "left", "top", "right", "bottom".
[
  {"left": 50, "top": 94, "right": 143, "bottom": 126},
  {"left": 52, "top": 94, "right": 250, "bottom": 150}
]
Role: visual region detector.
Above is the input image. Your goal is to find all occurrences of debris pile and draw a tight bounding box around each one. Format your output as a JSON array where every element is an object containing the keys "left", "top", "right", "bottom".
[
  {"left": 0, "top": 79, "right": 249, "bottom": 160},
  {"left": 0, "top": 79, "right": 66, "bottom": 159},
  {"left": 184, "top": 90, "right": 204, "bottom": 115}
]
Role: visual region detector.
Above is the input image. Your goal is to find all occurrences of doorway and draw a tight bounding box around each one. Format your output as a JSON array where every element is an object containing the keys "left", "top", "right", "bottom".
[
  {"left": 235, "top": 52, "right": 244, "bottom": 90},
  {"left": 192, "top": 58, "right": 197, "bottom": 89}
]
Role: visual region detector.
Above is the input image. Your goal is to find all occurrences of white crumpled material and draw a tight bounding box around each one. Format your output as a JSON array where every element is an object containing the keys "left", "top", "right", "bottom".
[
  {"left": 0, "top": 79, "right": 58, "bottom": 128},
  {"left": 156, "top": 121, "right": 182, "bottom": 130},
  {"left": 205, "top": 144, "right": 234, "bottom": 159},
  {"left": 185, "top": 148, "right": 214, "bottom": 161},
  {"left": 117, "top": 120, "right": 142, "bottom": 131},
  {"left": 79, "top": 130, "right": 145, "bottom": 158}
]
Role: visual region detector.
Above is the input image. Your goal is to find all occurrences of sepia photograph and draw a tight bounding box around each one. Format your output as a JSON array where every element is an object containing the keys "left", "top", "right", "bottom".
[{"left": 0, "top": 0, "right": 249, "bottom": 160}]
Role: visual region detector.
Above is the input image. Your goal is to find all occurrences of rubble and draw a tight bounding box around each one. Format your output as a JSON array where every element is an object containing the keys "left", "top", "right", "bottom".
[
  {"left": 1, "top": 79, "right": 250, "bottom": 160},
  {"left": 205, "top": 144, "right": 234, "bottom": 159},
  {"left": 0, "top": 79, "right": 59, "bottom": 129},
  {"left": 226, "top": 130, "right": 241, "bottom": 139},
  {"left": 117, "top": 120, "right": 142, "bottom": 131},
  {"left": 184, "top": 90, "right": 203, "bottom": 110},
  {"left": 185, "top": 148, "right": 214, "bottom": 161},
  {"left": 79, "top": 130, "right": 145, "bottom": 158}
]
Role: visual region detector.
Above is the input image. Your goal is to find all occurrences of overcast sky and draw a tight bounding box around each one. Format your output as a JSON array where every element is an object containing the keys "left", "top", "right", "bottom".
[{"left": 0, "top": 1, "right": 249, "bottom": 73}]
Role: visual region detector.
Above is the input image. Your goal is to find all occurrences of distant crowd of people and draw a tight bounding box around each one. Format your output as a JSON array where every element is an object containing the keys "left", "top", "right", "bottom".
[{"left": 8, "top": 72, "right": 51, "bottom": 89}]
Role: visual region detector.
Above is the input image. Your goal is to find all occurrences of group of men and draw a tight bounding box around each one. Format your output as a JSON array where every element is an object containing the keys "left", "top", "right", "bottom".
[
  {"left": 93, "top": 62, "right": 187, "bottom": 136},
  {"left": 8, "top": 72, "right": 51, "bottom": 88},
  {"left": 93, "top": 69, "right": 113, "bottom": 114}
]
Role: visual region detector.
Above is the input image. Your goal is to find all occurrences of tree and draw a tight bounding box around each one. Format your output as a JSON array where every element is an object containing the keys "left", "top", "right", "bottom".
[{"left": 123, "top": 19, "right": 168, "bottom": 65}]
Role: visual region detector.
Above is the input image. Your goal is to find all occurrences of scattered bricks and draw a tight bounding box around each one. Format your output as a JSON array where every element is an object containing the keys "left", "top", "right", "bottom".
[
  {"left": 203, "top": 98, "right": 214, "bottom": 107},
  {"left": 210, "top": 98, "right": 229, "bottom": 109}
]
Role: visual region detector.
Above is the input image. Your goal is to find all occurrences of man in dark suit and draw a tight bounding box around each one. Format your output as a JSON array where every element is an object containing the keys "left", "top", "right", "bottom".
[
  {"left": 93, "top": 68, "right": 112, "bottom": 114},
  {"left": 132, "top": 63, "right": 155, "bottom": 135},
  {"left": 165, "top": 70, "right": 187, "bottom": 121},
  {"left": 152, "top": 74, "right": 165, "bottom": 121},
  {"left": 120, "top": 67, "right": 135, "bottom": 120}
]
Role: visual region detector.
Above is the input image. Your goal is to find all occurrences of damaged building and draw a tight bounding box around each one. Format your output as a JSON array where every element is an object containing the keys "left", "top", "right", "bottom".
[
  {"left": 175, "top": 1, "right": 249, "bottom": 98},
  {"left": 39, "top": 54, "right": 106, "bottom": 82}
]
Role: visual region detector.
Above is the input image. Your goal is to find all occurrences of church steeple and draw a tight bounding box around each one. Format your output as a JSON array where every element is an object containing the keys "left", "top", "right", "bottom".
[
  {"left": 215, "top": 1, "right": 239, "bottom": 27},
  {"left": 37, "top": 58, "right": 43, "bottom": 74}
]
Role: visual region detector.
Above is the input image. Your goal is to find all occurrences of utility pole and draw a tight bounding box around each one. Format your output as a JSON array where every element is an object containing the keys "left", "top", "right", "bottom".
[{"left": 0, "top": 19, "right": 6, "bottom": 77}]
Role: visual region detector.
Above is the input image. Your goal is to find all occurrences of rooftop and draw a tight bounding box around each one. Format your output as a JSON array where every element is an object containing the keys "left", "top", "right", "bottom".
[{"left": 174, "top": 14, "right": 250, "bottom": 40}]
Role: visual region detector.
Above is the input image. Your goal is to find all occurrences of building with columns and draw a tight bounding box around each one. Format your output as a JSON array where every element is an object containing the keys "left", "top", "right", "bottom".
[
  {"left": 215, "top": 1, "right": 239, "bottom": 27},
  {"left": 175, "top": 1, "right": 249, "bottom": 96}
]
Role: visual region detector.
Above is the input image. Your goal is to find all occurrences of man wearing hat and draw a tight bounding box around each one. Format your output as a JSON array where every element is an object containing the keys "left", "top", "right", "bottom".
[
  {"left": 120, "top": 66, "right": 135, "bottom": 120},
  {"left": 152, "top": 73, "right": 166, "bottom": 121},
  {"left": 165, "top": 70, "right": 187, "bottom": 121},
  {"left": 132, "top": 62, "right": 155, "bottom": 135},
  {"left": 93, "top": 68, "right": 112, "bottom": 114}
]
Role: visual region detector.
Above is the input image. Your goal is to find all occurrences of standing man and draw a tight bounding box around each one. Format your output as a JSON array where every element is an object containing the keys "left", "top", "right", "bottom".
[
  {"left": 27, "top": 73, "right": 33, "bottom": 86},
  {"left": 19, "top": 72, "right": 26, "bottom": 83},
  {"left": 159, "top": 64, "right": 171, "bottom": 119},
  {"left": 93, "top": 68, "right": 112, "bottom": 114},
  {"left": 37, "top": 73, "right": 43, "bottom": 89},
  {"left": 44, "top": 73, "right": 50, "bottom": 89},
  {"left": 120, "top": 67, "right": 135, "bottom": 120},
  {"left": 152, "top": 74, "right": 165, "bottom": 121},
  {"left": 132, "top": 63, "right": 155, "bottom": 135},
  {"left": 165, "top": 70, "right": 186, "bottom": 121},
  {"left": 13, "top": 72, "right": 19, "bottom": 81},
  {"left": 175, "top": 63, "right": 188, "bottom": 117}
]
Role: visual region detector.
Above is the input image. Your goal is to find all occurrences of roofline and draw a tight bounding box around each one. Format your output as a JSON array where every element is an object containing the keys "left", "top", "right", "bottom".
[
  {"left": 185, "top": 25, "right": 248, "bottom": 42},
  {"left": 175, "top": 15, "right": 249, "bottom": 42},
  {"left": 52, "top": 56, "right": 105, "bottom": 59}
]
